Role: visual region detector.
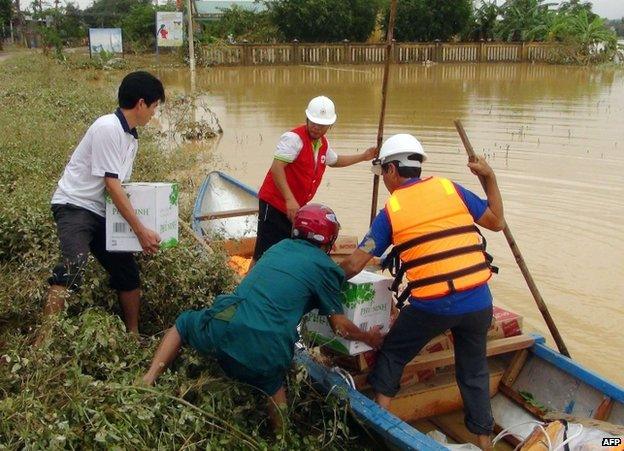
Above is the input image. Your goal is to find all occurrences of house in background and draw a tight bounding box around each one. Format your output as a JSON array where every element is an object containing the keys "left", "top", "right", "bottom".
[{"left": 194, "top": 1, "right": 267, "bottom": 21}]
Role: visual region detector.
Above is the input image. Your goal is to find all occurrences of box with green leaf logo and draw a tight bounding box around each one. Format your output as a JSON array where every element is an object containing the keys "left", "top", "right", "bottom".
[
  {"left": 105, "top": 183, "right": 179, "bottom": 252},
  {"left": 303, "top": 271, "right": 392, "bottom": 355}
]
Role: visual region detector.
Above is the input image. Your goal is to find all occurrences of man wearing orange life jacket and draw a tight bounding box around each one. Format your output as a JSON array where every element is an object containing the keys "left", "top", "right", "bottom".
[
  {"left": 340, "top": 133, "right": 505, "bottom": 451},
  {"left": 254, "top": 96, "right": 376, "bottom": 263}
]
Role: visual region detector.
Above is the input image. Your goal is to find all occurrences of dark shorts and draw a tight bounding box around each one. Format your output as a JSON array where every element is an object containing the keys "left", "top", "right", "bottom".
[
  {"left": 368, "top": 304, "right": 494, "bottom": 436},
  {"left": 175, "top": 308, "right": 284, "bottom": 395},
  {"left": 252, "top": 199, "right": 292, "bottom": 261},
  {"left": 48, "top": 204, "right": 140, "bottom": 292}
]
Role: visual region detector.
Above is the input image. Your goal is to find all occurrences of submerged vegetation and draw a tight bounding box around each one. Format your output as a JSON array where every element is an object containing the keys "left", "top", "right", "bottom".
[{"left": 0, "top": 54, "right": 365, "bottom": 449}]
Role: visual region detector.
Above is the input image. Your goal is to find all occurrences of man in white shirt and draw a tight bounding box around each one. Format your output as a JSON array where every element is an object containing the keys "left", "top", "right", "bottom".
[
  {"left": 254, "top": 96, "right": 376, "bottom": 263},
  {"left": 43, "top": 71, "right": 165, "bottom": 335}
]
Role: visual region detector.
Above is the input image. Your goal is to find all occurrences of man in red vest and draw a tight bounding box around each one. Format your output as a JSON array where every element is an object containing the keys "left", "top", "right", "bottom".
[
  {"left": 254, "top": 96, "right": 376, "bottom": 262},
  {"left": 340, "top": 133, "right": 505, "bottom": 450}
]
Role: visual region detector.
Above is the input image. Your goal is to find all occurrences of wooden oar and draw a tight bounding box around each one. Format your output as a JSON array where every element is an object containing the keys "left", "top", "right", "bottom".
[
  {"left": 369, "top": 0, "right": 398, "bottom": 225},
  {"left": 454, "top": 119, "right": 571, "bottom": 358}
]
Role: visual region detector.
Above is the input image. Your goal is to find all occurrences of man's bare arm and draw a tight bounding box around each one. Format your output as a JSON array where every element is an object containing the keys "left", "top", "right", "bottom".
[
  {"left": 339, "top": 248, "right": 374, "bottom": 280},
  {"left": 328, "top": 314, "right": 384, "bottom": 349}
]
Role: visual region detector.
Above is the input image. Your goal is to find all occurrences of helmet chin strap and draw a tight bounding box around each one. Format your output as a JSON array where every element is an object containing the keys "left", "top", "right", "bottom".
[{"left": 325, "top": 236, "right": 338, "bottom": 255}]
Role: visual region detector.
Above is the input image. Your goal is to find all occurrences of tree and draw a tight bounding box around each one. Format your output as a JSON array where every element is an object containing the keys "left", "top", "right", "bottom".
[
  {"left": 606, "top": 18, "right": 624, "bottom": 37},
  {"left": 1, "top": 0, "right": 11, "bottom": 39},
  {"left": 121, "top": 3, "right": 175, "bottom": 51},
  {"left": 558, "top": 0, "right": 596, "bottom": 20},
  {"left": 471, "top": 0, "right": 500, "bottom": 41},
  {"left": 382, "top": 0, "right": 473, "bottom": 42},
  {"left": 82, "top": 0, "right": 150, "bottom": 28},
  {"left": 57, "top": 3, "right": 86, "bottom": 44},
  {"left": 200, "top": 5, "right": 281, "bottom": 43},
  {"left": 269, "top": 0, "right": 381, "bottom": 42},
  {"left": 496, "top": 0, "right": 556, "bottom": 42},
  {"left": 549, "top": 8, "right": 617, "bottom": 62}
]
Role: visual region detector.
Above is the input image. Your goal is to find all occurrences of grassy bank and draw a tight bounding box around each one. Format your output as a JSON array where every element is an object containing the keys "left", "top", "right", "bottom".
[{"left": 0, "top": 54, "right": 361, "bottom": 449}]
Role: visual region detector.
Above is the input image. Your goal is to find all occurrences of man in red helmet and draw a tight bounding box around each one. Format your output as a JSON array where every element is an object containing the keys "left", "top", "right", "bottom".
[{"left": 142, "top": 204, "right": 384, "bottom": 431}]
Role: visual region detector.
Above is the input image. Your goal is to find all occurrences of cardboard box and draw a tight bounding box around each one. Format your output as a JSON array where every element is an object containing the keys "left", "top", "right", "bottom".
[
  {"left": 328, "top": 332, "right": 452, "bottom": 372},
  {"left": 445, "top": 305, "right": 523, "bottom": 345},
  {"left": 105, "top": 183, "right": 179, "bottom": 252},
  {"left": 303, "top": 271, "right": 392, "bottom": 355},
  {"left": 488, "top": 306, "right": 523, "bottom": 339},
  {"left": 330, "top": 235, "right": 358, "bottom": 255},
  {"left": 344, "top": 335, "right": 450, "bottom": 389}
]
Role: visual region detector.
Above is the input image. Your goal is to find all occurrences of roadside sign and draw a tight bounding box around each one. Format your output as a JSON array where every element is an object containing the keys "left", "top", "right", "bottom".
[{"left": 156, "top": 12, "right": 184, "bottom": 47}]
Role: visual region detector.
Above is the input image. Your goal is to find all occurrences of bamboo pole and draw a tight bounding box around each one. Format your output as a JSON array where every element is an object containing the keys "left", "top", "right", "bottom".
[
  {"left": 454, "top": 119, "right": 571, "bottom": 358},
  {"left": 369, "top": 0, "right": 398, "bottom": 225}
]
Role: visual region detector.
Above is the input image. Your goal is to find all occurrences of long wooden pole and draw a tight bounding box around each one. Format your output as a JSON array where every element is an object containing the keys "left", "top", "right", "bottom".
[
  {"left": 369, "top": 0, "right": 398, "bottom": 225},
  {"left": 454, "top": 120, "right": 571, "bottom": 358},
  {"left": 187, "top": 0, "right": 196, "bottom": 73}
]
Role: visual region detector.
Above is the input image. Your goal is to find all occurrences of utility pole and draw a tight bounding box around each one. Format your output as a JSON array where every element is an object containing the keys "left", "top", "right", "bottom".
[{"left": 187, "top": 0, "right": 195, "bottom": 73}]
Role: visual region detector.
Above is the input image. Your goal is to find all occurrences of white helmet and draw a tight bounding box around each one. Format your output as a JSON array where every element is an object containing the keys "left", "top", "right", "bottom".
[
  {"left": 305, "top": 96, "right": 337, "bottom": 125},
  {"left": 372, "top": 133, "right": 427, "bottom": 175}
]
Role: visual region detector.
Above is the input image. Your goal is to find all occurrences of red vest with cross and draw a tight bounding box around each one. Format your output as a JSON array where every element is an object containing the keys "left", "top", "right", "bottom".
[{"left": 258, "top": 125, "right": 329, "bottom": 214}]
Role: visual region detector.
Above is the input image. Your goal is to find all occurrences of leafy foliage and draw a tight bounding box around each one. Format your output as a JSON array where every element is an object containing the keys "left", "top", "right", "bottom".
[
  {"left": 269, "top": 0, "right": 382, "bottom": 43},
  {"left": 382, "top": 0, "right": 474, "bottom": 42},
  {"left": 496, "top": 0, "right": 556, "bottom": 42},
  {"left": 0, "top": 0, "right": 11, "bottom": 34},
  {"left": 199, "top": 5, "right": 282, "bottom": 43},
  {"left": 549, "top": 9, "right": 618, "bottom": 63},
  {"left": 471, "top": 0, "right": 500, "bottom": 41},
  {"left": 0, "top": 53, "right": 364, "bottom": 449},
  {"left": 606, "top": 18, "right": 624, "bottom": 37}
]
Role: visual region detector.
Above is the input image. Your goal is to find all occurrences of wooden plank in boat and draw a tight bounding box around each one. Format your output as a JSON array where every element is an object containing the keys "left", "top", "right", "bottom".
[
  {"left": 217, "top": 237, "right": 256, "bottom": 257},
  {"left": 593, "top": 396, "right": 614, "bottom": 421},
  {"left": 498, "top": 382, "right": 547, "bottom": 419},
  {"left": 195, "top": 207, "right": 259, "bottom": 221},
  {"left": 353, "top": 334, "right": 534, "bottom": 390},
  {"left": 502, "top": 348, "right": 530, "bottom": 386},
  {"left": 387, "top": 360, "right": 506, "bottom": 422}
]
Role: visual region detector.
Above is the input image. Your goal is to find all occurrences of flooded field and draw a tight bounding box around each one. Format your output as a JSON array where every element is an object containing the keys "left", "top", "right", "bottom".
[{"left": 159, "top": 63, "right": 624, "bottom": 385}]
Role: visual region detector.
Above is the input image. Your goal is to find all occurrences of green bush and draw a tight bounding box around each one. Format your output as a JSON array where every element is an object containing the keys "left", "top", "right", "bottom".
[
  {"left": 200, "top": 5, "right": 282, "bottom": 43},
  {"left": 0, "top": 54, "right": 361, "bottom": 449},
  {"left": 270, "top": 0, "right": 381, "bottom": 43},
  {"left": 382, "top": 0, "right": 474, "bottom": 42}
]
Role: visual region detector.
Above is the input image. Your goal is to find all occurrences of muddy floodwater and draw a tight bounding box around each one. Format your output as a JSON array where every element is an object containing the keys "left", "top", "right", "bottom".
[{"left": 159, "top": 63, "right": 624, "bottom": 386}]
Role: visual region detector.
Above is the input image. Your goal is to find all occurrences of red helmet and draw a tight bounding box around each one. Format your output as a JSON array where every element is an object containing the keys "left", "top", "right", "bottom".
[{"left": 292, "top": 204, "right": 340, "bottom": 251}]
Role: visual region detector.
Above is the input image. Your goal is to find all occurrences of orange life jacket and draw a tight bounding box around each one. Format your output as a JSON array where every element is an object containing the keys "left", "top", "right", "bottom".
[{"left": 383, "top": 176, "right": 495, "bottom": 305}]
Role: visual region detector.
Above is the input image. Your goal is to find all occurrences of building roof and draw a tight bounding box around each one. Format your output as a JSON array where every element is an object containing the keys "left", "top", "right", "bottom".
[{"left": 194, "top": 1, "right": 267, "bottom": 17}]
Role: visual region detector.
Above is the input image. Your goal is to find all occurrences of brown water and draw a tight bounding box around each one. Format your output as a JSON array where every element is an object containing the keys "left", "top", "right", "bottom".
[{"left": 159, "top": 63, "right": 624, "bottom": 386}]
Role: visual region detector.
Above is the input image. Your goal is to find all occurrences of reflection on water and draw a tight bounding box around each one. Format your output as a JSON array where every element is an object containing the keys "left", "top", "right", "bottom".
[{"left": 159, "top": 63, "right": 624, "bottom": 386}]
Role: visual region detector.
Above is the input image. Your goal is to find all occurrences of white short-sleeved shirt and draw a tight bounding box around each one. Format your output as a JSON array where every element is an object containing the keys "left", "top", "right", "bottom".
[
  {"left": 51, "top": 110, "right": 138, "bottom": 217},
  {"left": 274, "top": 131, "right": 338, "bottom": 167}
]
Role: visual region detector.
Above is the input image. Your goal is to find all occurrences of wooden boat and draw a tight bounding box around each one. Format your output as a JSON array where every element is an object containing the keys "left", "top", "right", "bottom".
[
  {"left": 192, "top": 171, "right": 259, "bottom": 257},
  {"left": 193, "top": 171, "right": 624, "bottom": 449}
]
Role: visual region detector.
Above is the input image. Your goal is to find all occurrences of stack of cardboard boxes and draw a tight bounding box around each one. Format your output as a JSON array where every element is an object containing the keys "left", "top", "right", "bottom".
[{"left": 304, "top": 271, "right": 524, "bottom": 391}]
